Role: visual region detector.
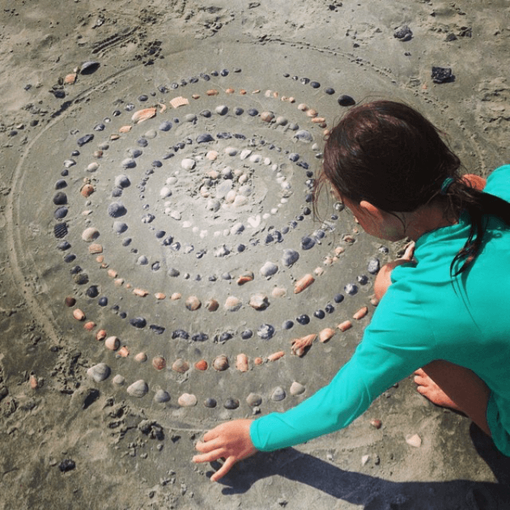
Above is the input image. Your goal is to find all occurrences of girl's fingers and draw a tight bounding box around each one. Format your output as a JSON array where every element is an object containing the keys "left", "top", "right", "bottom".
[
  {"left": 195, "top": 438, "right": 223, "bottom": 454},
  {"left": 193, "top": 447, "right": 225, "bottom": 464},
  {"left": 203, "top": 428, "right": 219, "bottom": 442},
  {"left": 401, "top": 241, "right": 416, "bottom": 261},
  {"left": 210, "top": 456, "right": 237, "bottom": 482}
]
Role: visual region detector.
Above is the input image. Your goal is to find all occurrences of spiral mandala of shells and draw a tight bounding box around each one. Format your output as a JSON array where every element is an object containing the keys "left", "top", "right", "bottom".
[{"left": 13, "top": 55, "right": 389, "bottom": 421}]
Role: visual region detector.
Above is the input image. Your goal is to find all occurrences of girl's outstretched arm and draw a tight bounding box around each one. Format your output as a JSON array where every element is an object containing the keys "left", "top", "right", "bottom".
[{"left": 193, "top": 419, "right": 257, "bottom": 481}]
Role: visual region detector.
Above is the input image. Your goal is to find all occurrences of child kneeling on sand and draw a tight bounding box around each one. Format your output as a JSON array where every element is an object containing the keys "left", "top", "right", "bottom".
[{"left": 194, "top": 100, "right": 510, "bottom": 481}]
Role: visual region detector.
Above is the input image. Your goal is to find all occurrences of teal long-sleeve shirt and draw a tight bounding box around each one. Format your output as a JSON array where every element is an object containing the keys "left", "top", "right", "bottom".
[{"left": 250, "top": 165, "right": 510, "bottom": 456}]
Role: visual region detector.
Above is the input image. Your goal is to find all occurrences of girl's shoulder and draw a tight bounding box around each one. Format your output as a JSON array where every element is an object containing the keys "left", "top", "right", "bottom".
[{"left": 485, "top": 165, "right": 510, "bottom": 201}]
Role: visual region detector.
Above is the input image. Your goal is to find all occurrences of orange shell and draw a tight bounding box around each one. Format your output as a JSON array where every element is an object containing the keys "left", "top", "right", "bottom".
[
  {"left": 236, "top": 353, "right": 249, "bottom": 372},
  {"left": 294, "top": 274, "right": 315, "bottom": 294},
  {"left": 131, "top": 107, "right": 157, "bottom": 124},
  {"left": 73, "top": 309, "right": 85, "bottom": 321},
  {"left": 338, "top": 320, "right": 353, "bottom": 332},
  {"left": 194, "top": 360, "right": 208, "bottom": 371},
  {"left": 267, "top": 351, "right": 285, "bottom": 362},
  {"left": 353, "top": 306, "right": 368, "bottom": 320}
]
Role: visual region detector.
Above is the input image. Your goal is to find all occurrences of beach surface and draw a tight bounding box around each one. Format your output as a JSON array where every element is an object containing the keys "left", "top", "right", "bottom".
[{"left": 1, "top": 1, "right": 510, "bottom": 508}]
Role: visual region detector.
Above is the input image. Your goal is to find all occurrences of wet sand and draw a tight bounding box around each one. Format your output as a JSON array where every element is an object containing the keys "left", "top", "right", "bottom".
[{"left": 1, "top": 1, "right": 510, "bottom": 509}]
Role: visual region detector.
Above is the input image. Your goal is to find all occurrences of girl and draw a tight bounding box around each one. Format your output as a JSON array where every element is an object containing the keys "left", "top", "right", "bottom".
[{"left": 194, "top": 100, "right": 510, "bottom": 481}]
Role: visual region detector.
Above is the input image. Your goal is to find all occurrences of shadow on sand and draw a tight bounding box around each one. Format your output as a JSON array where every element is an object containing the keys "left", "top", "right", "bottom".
[{"left": 208, "top": 424, "right": 510, "bottom": 509}]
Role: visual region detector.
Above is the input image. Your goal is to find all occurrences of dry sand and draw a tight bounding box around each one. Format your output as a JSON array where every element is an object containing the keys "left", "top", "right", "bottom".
[{"left": 1, "top": 1, "right": 510, "bottom": 509}]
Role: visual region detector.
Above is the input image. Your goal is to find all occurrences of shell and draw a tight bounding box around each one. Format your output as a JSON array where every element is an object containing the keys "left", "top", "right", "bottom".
[
  {"left": 272, "top": 287, "right": 287, "bottom": 298},
  {"left": 290, "top": 382, "right": 306, "bottom": 396},
  {"left": 406, "top": 434, "right": 422, "bottom": 448},
  {"left": 260, "top": 261, "right": 278, "bottom": 277},
  {"left": 29, "top": 374, "right": 39, "bottom": 390},
  {"left": 246, "top": 393, "right": 262, "bottom": 407},
  {"left": 133, "top": 288, "right": 149, "bottom": 297},
  {"left": 64, "top": 73, "right": 77, "bottom": 85},
  {"left": 154, "top": 390, "right": 171, "bottom": 403},
  {"left": 257, "top": 324, "right": 275, "bottom": 340},
  {"left": 170, "top": 96, "right": 189, "bottom": 108},
  {"left": 105, "top": 336, "right": 120, "bottom": 351},
  {"left": 224, "top": 296, "right": 242, "bottom": 312},
  {"left": 237, "top": 272, "right": 254, "bottom": 285},
  {"left": 83, "top": 321, "right": 96, "bottom": 331},
  {"left": 205, "top": 299, "right": 219, "bottom": 312},
  {"left": 119, "top": 125, "right": 132, "bottom": 133},
  {"left": 282, "top": 249, "right": 300, "bottom": 267},
  {"left": 294, "top": 274, "right": 315, "bottom": 294},
  {"left": 96, "top": 329, "right": 107, "bottom": 341},
  {"left": 65, "top": 297, "right": 76, "bottom": 307},
  {"left": 319, "top": 328, "right": 336, "bottom": 343},
  {"left": 73, "top": 309, "right": 85, "bottom": 321},
  {"left": 261, "top": 111, "right": 274, "bottom": 122},
  {"left": 131, "top": 107, "right": 157, "bottom": 124},
  {"left": 338, "top": 320, "right": 353, "bottom": 332},
  {"left": 178, "top": 393, "right": 197, "bottom": 407},
  {"left": 155, "top": 292, "right": 166, "bottom": 300},
  {"left": 194, "top": 360, "right": 208, "bottom": 371},
  {"left": 236, "top": 353, "right": 249, "bottom": 372},
  {"left": 204, "top": 398, "right": 217, "bottom": 408},
  {"left": 249, "top": 294, "right": 269, "bottom": 311},
  {"left": 224, "top": 398, "right": 239, "bottom": 410},
  {"left": 81, "top": 227, "right": 99, "bottom": 242},
  {"left": 212, "top": 355, "right": 229, "bottom": 371},
  {"left": 134, "top": 352, "right": 147, "bottom": 363},
  {"left": 267, "top": 351, "right": 285, "bottom": 362},
  {"left": 81, "top": 184, "right": 95, "bottom": 197},
  {"left": 117, "top": 346, "right": 129, "bottom": 358},
  {"left": 172, "top": 358, "right": 189, "bottom": 373},
  {"left": 87, "top": 363, "right": 111, "bottom": 383},
  {"left": 185, "top": 295, "right": 201, "bottom": 311},
  {"left": 127, "top": 380, "right": 149, "bottom": 398},
  {"left": 370, "top": 419, "right": 382, "bottom": 429},
  {"left": 291, "top": 334, "right": 317, "bottom": 357},
  {"left": 152, "top": 356, "right": 166, "bottom": 370},
  {"left": 80, "top": 61, "right": 100, "bottom": 74},
  {"left": 171, "top": 293, "right": 182, "bottom": 301},
  {"left": 112, "top": 374, "right": 125, "bottom": 385},
  {"left": 271, "top": 387, "right": 286, "bottom": 402},
  {"left": 353, "top": 307, "right": 369, "bottom": 320},
  {"left": 88, "top": 243, "right": 103, "bottom": 254}
]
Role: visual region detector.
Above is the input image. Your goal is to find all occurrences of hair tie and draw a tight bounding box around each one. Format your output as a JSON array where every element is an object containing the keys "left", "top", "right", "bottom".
[{"left": 440, "top": 177, "right": 455, "bottom": 195}]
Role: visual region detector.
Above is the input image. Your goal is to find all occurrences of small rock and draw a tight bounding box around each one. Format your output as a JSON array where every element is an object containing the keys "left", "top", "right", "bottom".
[
  {"left": 290, "top": 381, "right": 305, "bottom": 396},
  {"left": 394, "top": 25, "right": 413, "bottom": 41},
  {"left": 127, "top": 380, "right": 149, "bottom": 398},
  {"left": 406, "top": 434, "right": 422, "bottom": 447},
  {"left": 178, "top": 393, "right": 197, "bottom": 407}
]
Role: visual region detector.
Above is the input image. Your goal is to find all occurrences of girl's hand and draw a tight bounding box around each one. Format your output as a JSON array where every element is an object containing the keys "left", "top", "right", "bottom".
[
  {"left": 193, "top": 419, "right": 257, "bottom": 481},
  {"left": 374, "top": 241, "right": 416, "bottom": 301}
]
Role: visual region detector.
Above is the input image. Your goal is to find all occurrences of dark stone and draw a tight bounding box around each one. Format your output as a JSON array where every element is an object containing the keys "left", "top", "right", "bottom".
[
  {"left": 59, "top": 459, "right": 76, "bottom": 472},
  {"left": 431, "top": 66, "right": 455, "bottom": 84}
]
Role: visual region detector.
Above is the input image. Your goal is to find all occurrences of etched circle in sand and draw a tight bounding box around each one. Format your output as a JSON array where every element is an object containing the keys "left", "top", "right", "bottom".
[{"left": 10, "top": 45, "right": 456, "bottom": 425}]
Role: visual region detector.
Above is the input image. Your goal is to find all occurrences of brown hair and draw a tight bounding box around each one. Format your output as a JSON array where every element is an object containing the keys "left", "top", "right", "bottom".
[{"left": 316, "top": 100, "right": 510, "bottom": 275}]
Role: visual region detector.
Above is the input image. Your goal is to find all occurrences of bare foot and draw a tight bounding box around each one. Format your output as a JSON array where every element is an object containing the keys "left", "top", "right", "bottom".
[{"left": 413, "top": 368, "right": 461, "bottom": 411}]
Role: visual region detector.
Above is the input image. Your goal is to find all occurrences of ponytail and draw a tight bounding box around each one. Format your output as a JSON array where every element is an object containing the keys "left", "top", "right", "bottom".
[{"left": 444, "top": 179, "right": 510, "bottom": 275}]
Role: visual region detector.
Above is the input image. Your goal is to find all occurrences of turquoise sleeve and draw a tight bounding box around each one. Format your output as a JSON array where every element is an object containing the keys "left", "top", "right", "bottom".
[
  {"left": 250, "top": 359, "right": 372, "bottom": 451},
  {"left": 249, "top": 276, "right": 439, "bottom": 452}
]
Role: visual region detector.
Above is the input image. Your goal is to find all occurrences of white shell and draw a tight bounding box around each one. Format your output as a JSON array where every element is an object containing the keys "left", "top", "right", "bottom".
[
  {"left": 153, "top": 389, "right": 171, "bottom": 403},
  {"left": 127, "top": 380, "right": 149, "bottom": 398},
  {"left": 87, "top": 363, "right": 110, "bottom": 383}
]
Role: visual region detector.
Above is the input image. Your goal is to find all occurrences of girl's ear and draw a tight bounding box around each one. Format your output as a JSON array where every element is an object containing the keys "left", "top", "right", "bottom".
[{"left": 359, "top": 200, "right": 386, "bottom": 220}]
